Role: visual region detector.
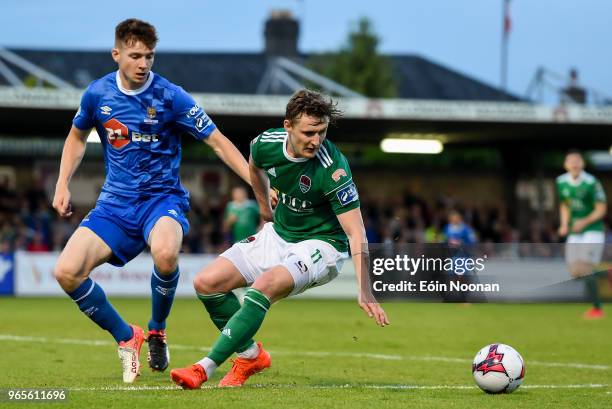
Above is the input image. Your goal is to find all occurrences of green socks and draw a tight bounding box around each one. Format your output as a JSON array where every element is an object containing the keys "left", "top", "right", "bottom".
[
  {"left": 207, "top": 288, "right": 270, "bottom": 365},
  {"left": 585, "top": 274, "right": 602, "bottom": 309},
  {"left": 197, "top": 291, "right": 255, "bottom": 353}
]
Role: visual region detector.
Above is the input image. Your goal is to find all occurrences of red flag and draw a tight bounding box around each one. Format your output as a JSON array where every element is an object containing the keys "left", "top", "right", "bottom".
[{"left": 504, "top": 0, "right": 512, "bottom": 35}]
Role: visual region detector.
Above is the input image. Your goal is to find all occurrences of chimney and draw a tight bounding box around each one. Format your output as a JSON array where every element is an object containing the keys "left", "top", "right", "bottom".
[
  {"left": 264, "top": 10, "right": 299, "bottom": 57},
  {"left": 563, "top": 68, "right": 587, "bottom": 104}
]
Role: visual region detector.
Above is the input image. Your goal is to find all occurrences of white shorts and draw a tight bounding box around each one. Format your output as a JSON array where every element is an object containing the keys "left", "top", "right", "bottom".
[
  {"left": 565, "top": 231, "right": 605, "bottom": 265},
  {"left": 220, "top": 223, "right": 348, "bottom": 296}
]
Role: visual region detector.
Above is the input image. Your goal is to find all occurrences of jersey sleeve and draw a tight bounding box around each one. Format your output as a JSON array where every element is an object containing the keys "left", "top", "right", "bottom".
[
  {"left": 249, "top": 134, "right": 263, "bottom": 168},
  {"left": 224, "top": 202, "right": 235, "bottom": 219},
  {"left": 72, "top": 87, "right": 96, "bottom": 130},
  {"left": 594, "top": 181, "right": 607, "bottom": 203},
  {"left": 323, "top": 153, "right": 360, "bottom": 215},
  {"left": 556, "top": 179, "right": 568, "bottom": 203},
  {"left": 173, "top": 87, "right": 216, "bottom": 140}
]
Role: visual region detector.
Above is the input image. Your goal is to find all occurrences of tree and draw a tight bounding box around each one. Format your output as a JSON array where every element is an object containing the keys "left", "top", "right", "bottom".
[{"left": 309, "top": 17, "right": 397, "bottom": 98}]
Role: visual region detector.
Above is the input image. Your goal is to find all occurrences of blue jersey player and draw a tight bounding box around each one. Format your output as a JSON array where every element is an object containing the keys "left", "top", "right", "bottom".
[
  {"left": 52, "top": 19, "right": 251, "bottom": 383},
  {"left": 443, "top": 210, "right": 477, "bottom": 247},
  {"left": 443, "top": 209, "right": 477, "bottom": 280}
]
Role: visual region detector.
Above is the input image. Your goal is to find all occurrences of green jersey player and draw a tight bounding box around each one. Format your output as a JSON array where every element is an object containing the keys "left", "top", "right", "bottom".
[
  {"left": 171, "top": 89, "right": 389, "bottom": 389},
  {"left": 224, "top": 186, "right": 260, "bottom": 243},
  {"left": 557, "top": 150, "right": 607, "bottom": 319}
]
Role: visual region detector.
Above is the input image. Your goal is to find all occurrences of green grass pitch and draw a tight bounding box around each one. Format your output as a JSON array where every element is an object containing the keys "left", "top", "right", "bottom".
[{"left": 1, "top": 297, "right": 610, "bottom": 408}]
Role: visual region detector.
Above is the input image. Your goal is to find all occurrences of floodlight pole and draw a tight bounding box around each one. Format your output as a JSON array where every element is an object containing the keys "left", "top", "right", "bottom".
[{"left": 500, "top": 0, "right": 511, "bottom": 91}]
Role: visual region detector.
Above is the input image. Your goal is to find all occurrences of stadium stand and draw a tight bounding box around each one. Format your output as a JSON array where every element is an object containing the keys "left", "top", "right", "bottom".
[{"left": 1, "top": 49, "right": 520, "bottom": 101}]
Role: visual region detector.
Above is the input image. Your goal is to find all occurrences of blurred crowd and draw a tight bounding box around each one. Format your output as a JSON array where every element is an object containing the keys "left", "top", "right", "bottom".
[
  {"left": 360, "top": 192, "right": 517, "bottom": 244},
  {"left": 2, "top": 178, "right": 611, "bottom": 256}
]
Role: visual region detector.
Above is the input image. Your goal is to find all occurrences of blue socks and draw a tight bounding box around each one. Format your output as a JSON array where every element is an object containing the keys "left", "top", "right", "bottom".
[
  {"left": 66, "top": 267, "right": 179, "bottom": 341},
  {"left": 148, "top": 267, "right": 180, "bottom": 331},
  {"left": 68, "top": 278, "right": 133, "bottom": 343}
]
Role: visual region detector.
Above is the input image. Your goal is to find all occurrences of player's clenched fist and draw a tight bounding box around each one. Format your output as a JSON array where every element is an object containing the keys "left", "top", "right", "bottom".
[{"left": 53, "top": 184, "right": 73, "bottom": 217}]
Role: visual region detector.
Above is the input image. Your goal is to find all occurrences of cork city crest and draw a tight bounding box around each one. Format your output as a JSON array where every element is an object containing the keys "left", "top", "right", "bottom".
[{"left": 299, "top": 175, "right": 311, "bottom": 193}]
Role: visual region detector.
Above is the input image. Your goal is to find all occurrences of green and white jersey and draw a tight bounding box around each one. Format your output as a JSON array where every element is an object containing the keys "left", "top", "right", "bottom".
[
  {"left": 250, "top": 128, "right": 360, "bottom": 252},
  {"left": 225, "top": 199, "right": 260, "bottom": 242},
  {"left": 556, "top": 171, "right": 607, "bottom": 232}
]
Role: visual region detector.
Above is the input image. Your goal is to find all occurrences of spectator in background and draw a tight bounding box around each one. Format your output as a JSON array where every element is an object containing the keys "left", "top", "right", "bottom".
[
  {"left": 444, "top": 209, "right": 477, "bottom": 247},
  {"left": 425, "top": 216, "right": 445, "bottom": 243},
  {"left": 223, "top": 186, "right": 260, "bottom": 244},
  {"left": 27, "top": 230, "right": 50, "bottom": 252},
  {"left": 0, "top": 175, "right": 18, "bottom": 213},
  {"left": 442, "top": 209, "right": 479, "bottom": 302}
]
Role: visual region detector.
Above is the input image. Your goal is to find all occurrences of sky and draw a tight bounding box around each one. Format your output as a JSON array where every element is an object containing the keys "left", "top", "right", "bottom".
[{"left": 0, "top": 0, "right": 610, "bottom": 101}]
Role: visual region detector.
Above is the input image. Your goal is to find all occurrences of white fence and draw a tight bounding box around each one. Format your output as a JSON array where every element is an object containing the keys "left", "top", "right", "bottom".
[
  {"left": 13, "top": 251, "right": 358, "bottom": 298},
  {"left": 11, "top": 251, "right": 590, "bottom": 301}
]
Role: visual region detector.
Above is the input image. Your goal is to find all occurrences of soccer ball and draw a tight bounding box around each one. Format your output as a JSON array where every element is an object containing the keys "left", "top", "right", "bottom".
[{"left": 472, "top": 343, "right": 525, "bottom": 394}]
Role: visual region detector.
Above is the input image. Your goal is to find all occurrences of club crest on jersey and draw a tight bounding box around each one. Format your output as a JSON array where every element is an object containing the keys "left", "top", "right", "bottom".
[
  {"left": 299, "top": 175, "right": 311, "bottom": 193},
  {"left": 332, "top": 168, "right": 347, "bottom": 182},
  {"left": 144, "top": 106, "right": 159, "bottom": 124}
]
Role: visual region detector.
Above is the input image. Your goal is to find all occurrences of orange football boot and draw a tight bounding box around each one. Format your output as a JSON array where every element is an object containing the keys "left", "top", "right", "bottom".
[
  {"left": 583, "top": 307, "right": 604, "bottom": 320},
  {"left": 218, "top": 342, "right": 271, "bottom": 387},
  {"left": 170, "top": 364, "right": 208, "bottom": 389}
]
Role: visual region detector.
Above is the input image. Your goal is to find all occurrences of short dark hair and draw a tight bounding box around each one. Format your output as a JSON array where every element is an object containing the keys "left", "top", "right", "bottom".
[
  {"left": 285, "top": 89, "right": 342, "bottom": 125},
  {"left": 115, "top": 18, "right": 158, "bottom": 49},
  {"left": 448, "top": 209, "right": 462, "bottom": 218},
  {"left": 566, "top": 149, "right": 582, "bottom": 157}
]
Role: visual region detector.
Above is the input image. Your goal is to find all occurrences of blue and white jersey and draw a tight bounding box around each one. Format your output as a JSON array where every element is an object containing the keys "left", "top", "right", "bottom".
[
  {"left": 73, "top": 71, "right": 216, "bottom": 203},
  {"left": 443, "top": 223, "right": 477, "bottom": 246}
]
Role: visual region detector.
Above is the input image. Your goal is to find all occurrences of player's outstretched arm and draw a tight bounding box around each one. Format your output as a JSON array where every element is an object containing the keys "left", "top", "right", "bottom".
[
  {"left": 204, "top": 129, "right": 250, "bottom": 185},
  {"left": 249, "top": 156, "right": 273, "bottom": 222},
  {"left": 53, "top": 126, "right": 90, "bottom": 218},
  {"left": 337, "top": 208, "right": 389, "bottom": 327}
]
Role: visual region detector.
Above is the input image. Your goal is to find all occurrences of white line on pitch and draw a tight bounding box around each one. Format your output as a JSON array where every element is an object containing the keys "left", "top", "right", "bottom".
[
  {"left": 1, "top": 334, "right": 609, "bottom": 371},
  {"left": 66, "top": 384, "right": 610, "bottom": 392}
]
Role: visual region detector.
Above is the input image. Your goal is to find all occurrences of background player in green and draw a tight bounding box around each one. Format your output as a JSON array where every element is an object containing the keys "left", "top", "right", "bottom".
[
  {"left": 557, "top": 150, "right": 607, "bottom": 319},
  {"left": 224, "top": 186, "right": 260, "bottom": 243},
  {"left": 170, "top": 89, "right": 389, "bottom": 389}
]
